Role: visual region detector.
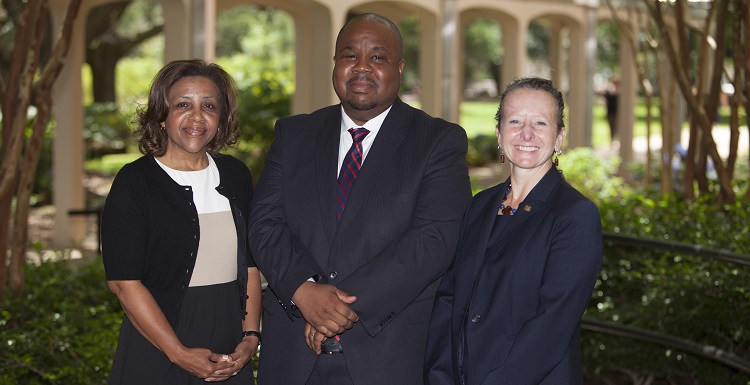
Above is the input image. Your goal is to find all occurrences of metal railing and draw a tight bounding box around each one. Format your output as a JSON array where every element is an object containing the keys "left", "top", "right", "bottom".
[{"left": 581, "top": 232, "right": 750, "bottom": 373}]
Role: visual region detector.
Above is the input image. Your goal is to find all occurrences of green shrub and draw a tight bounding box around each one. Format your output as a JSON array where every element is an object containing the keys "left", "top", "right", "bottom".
[
  {"left": 0, "top": 256, "right": 264, "bottom": 384},
  {"left": 84, "top": 153, "right": 140, "bottom": 176},
  {"left": 0, "top": 258, "right": 121, "bottom": 385},
  {"left": 83, "top": 103, "right": 134, "bottom": 159},
  {"left": 583, "top": 195, "right": 750, "bottom": 384},
  {"left": 216, "top": 54, "right": 293, "bottom": 182},
  {"left": 562, "top": 147, "right": 629, "bottom": 202},
  {"left": 466, "top": 134, "right": 499, "bottom": 167},
  {"left": 6, "top": 146, "right": 750, "bottom": 384},
  {"left": 558, "top": 148, "right": 750, "bottom": 383}
]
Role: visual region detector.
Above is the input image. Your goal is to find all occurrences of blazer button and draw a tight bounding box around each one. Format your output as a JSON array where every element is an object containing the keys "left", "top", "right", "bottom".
[
  {"left": 471, "top": 314, "right": 481, "bottom": 323},
  {"left": 329, "top": 271, "right": 337, "bottom": 279}
]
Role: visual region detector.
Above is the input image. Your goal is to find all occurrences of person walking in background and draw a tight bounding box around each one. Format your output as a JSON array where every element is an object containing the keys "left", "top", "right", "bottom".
[
  {"left": 425, "top": 77, "right": 603, "bottom": 385},
  {"left": 603, "top": 77, "right": 620, "bottom": 144},
  {"left": 248, "top": 13, "right": 472, "bottom": 385},
  {"left": 101, "top": 59, "right": 261, "bottom": 384}
]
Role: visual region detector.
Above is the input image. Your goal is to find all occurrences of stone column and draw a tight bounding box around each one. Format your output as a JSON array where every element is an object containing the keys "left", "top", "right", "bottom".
[
  {"left": 50, "top": 0, "right": 87, "bottom": 247},
  {"left": 161, "top": 0, "right": 190, "bottom": 62},
  {"left": 441, "top": 0, "right": 460, "bottom": 122},
  {"left": 189, "top": 0, "right": 216, "bottom": 60},
  {"left": 292, "top": 6, "right": 334, "bottom": 114},
  {"left": 418, "top": 14, "right": 441, "bottom": 117},
  {"left": 503, "top": 18, "right": 526, "bottom": 83}
]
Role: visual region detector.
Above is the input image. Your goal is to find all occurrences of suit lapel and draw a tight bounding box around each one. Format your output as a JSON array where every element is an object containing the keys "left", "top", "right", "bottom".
[
  {"left": 483, "top": 168, "right": 562, "bottom": 261},
  {"left": 469, "top": 184, "right": 506, "bottom": 275},
  {"left": 333, "top": 99, "right": 408, "bottom": 241},
  {"left": 316, "top": 109, "right": 342, "bottom": 247}
]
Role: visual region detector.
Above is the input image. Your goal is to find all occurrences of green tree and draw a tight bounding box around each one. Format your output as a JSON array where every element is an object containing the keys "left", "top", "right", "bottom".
[
  {"left": 638, "top": 0, "right": 747, "bottom": 203},
  {"left": 464, "top": 18, "right": 502, "bottom": 90},
  {"left": 596, "top": 21, "right": 620, "bottom": 76},
  {"left": 527, "top": 21, "right": 550, "bottom": 61},
  {"left": 399, "top": 15, "right": 420, "bottom": 93},
  {"left": 215, "top": 5, "right": 295, "bottom": 180},
  {"left": 0, "top": 0, "right": 83, "bottom": 295},
  {"left": 86, "top": 0, "right": 162, "bottom": 103}
]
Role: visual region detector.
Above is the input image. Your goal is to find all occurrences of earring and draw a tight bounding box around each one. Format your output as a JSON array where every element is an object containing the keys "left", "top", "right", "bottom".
[
  {"left": 554, "top": 149, "right": 561, "bottom": 167},
  {"left": 499, "top": 147, "right": 505, "bottom": 164}
]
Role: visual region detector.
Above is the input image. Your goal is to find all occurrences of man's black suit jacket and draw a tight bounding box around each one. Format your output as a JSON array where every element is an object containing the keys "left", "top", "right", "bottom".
[{"left": 249, "top": 98, "right": 472, "bottom": 385}]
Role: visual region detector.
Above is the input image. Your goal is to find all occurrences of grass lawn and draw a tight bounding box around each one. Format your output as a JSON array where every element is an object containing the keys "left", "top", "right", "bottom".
[
  {"left": 459, "top": 99, "right": 665, "bottom": 148},
  {"left": 460, "top": 98, "right": 747, "bottom": 147},
  {"left": 90, "top": 99, "right": 744, "bottom": 175}
]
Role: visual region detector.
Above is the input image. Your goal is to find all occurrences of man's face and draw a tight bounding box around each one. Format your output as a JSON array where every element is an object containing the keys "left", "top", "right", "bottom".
[{"left": 332, "top": 19, "right": 404, "bottom": 125}]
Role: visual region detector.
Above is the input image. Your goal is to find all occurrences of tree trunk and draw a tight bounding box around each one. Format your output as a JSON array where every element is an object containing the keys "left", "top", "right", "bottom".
[
  {"left": 89, "top": 45, "right": 119, "bottom": 102},
  {"left": 657, "top": 57, "right": 677, "bottom": 196},
  {"left": 681, "top": 119, "right": 697, "bottom": 200},
  {"left": 0, "top": 0, "right": 45, "bottom": 200},
  {"left": 0, "top": 0, "right": 46, "bottom": 296},
  {"left": 0, "top": 195, "right": 11, "bottom": 296},
  {"left": 85, "top": 1, "right": 162, "bottom": 103},
  {"left": 647, "top": 0, "right": 735, "bottom": 203},
  {"left": 0, "top": 0, "right": 82, "bottom": 294},
  {"left": 744, "top": 0, "right": 750, "bottom": 201},
  {"left": 9, "top": 92, "right": 52, "bottom": 293}
]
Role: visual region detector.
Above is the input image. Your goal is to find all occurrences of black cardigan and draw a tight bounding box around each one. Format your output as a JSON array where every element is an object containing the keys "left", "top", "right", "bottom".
[{"left": 101, "top": 154, "right": 254, "bottom": 328}]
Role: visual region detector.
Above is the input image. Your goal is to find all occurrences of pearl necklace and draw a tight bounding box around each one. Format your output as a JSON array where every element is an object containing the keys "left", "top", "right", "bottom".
[{"left": 499, "top": 185, "right": 516, "bottom": 215}]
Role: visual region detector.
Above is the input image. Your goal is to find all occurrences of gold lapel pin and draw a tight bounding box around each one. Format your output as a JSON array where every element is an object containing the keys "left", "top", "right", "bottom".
[{"left": 524, "top": 205, "right": 532, "bottom": 212}]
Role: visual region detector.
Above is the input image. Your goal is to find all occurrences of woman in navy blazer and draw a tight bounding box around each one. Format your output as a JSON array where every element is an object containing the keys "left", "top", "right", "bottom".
[{"left": 425, "top": 77, "right": 602, "bottom": 385}]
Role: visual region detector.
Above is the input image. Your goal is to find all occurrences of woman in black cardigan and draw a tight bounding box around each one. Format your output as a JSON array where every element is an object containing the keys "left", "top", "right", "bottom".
[{"left": 101, "top": 59, "right": 261, "bottom": 384}]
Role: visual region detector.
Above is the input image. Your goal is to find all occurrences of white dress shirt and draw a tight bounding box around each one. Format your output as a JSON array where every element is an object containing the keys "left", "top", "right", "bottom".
[{"left": 337, "top": 106, "right": 392, "bottom": 174}]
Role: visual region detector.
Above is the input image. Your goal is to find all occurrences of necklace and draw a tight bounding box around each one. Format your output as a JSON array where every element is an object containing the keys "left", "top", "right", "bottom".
[{"left": 499, "top": 185, "right": 516, "bottom": 215}]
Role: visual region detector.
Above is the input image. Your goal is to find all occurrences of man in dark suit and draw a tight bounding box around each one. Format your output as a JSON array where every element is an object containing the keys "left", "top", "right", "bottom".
[{"left": 248, "top": 13, "right": 472, "bottom": 385}]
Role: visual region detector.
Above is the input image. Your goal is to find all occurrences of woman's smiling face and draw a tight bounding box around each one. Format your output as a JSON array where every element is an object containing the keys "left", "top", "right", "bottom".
[
  {"left": 496, "top": 88, "right": 565, "bottom": 172},
  {"left": 162, "top": 76, "right": 221, "bottom": 159}
]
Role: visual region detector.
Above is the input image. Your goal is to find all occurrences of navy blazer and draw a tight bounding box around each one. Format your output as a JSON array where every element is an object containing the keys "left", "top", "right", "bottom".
[
  {"left": 425, "top": 167, "right": 602, "bottom": 385},
  {"left": 249, "top": 98, "right": 472, "bottom": 385}
]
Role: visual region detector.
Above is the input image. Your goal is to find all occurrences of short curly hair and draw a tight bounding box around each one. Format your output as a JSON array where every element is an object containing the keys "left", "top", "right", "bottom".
[
  {"left": 494, "top": 77, "right": 565, "bottom": 134},
  {"left": 134, "top": 59, "right": 240, "bottom": 156}
]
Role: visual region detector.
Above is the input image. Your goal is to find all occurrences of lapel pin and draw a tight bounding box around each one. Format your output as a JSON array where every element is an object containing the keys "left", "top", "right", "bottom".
[{"left": 524, "top": 205, "right": 532, "bottom": 212}]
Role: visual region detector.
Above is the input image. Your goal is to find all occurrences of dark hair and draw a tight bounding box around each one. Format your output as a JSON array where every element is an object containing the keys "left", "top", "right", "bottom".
[
  {"left": 337, "top": 13, "right": 403, "bottom": 58},
  {"left": 494, "top": 77, "right": 565, "bottom": 133},
  {"left": 134, "top": 59, "right": 240, "bottom": 156}
]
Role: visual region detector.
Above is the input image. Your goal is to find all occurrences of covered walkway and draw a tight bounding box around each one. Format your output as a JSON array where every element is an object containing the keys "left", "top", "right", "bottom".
[{"left": 48, "top": 0, "right": 641, "bottom": 247}]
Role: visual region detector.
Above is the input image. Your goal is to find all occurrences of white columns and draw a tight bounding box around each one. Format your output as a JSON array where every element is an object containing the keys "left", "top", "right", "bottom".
[
  {"left": 50, "top": 0, "right": 87, "bottom": 247},
  {"left": 503, "top": 19, "right": 527, "bottom": 82},
  {"left": 566, "top": 7, "right": 597, "bottom": 148},
  {"left": 419, "top": 14, "right": 441, "bottom": 117},
  {"left": 160, "top": 0, "right": 189, "bottom": 62},
  {"left": 189, "top": 0, "right": 216, "bottom": 60},
  {"left": 291, "top": 7, "right": 335, "bottom": 113},
  {"left": 442, "top": 0, "right": 460, "bottom": 122}
]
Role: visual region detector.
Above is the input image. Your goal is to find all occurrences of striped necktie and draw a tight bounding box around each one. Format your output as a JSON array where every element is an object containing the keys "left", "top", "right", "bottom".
[{"left": 336, "top": 127, "right": 369, "bottom": 221}]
